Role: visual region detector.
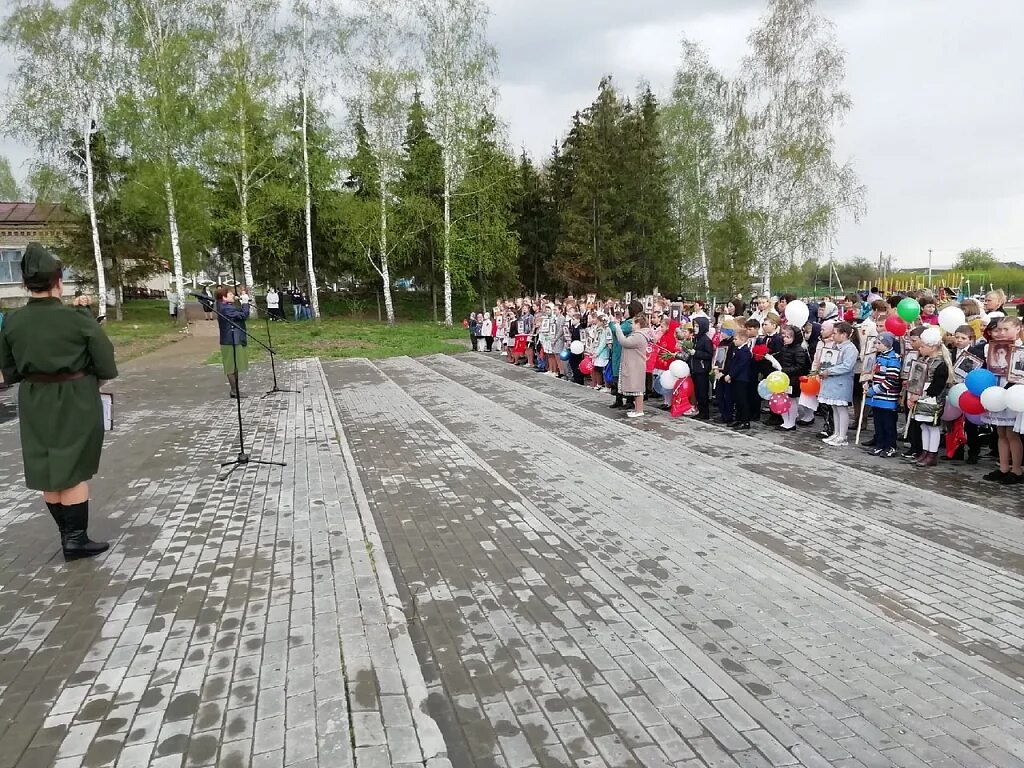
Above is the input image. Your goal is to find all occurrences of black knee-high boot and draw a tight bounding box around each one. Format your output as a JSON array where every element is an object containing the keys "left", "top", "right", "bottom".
[
  {"left": 61, "top": 501, "right": 109, "bottom": 560},
  {"left": 46, "top": 502, "right": 67, "bottom": 548}
]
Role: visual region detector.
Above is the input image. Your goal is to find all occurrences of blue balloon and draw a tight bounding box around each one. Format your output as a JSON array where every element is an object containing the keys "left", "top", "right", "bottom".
[
  {"left": 559, "top": 349, "right": 571, "bottom": 361},
  {"left": 965, "top": 368, "right": 997, "bottom": 396},
  {"left": 758, "top": 380, "right": 771, "bottom": 400}
]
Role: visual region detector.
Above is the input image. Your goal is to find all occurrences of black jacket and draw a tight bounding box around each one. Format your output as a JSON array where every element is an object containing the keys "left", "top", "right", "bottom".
[
  {"left": 691, "top": 317, "right": 714, "bottom": 374},
  {"left": 775, "top": 329, "right": 811, "bottom": 397}
]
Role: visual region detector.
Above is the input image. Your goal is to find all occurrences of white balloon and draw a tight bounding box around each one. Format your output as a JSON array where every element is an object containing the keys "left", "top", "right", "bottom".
[
  {"left": 786, "top": 300, "right": 809, "bottom": 328},
  {"left": 1006, "top": 385, "right": 1024, "bottom": 413},
  {"left": 981, "top": 386, "right": 1007, "bottom": 413},
  {"left": 937, "top": 305, "right": 966, "bottom": 334},
  {"left": 920, "top": 327, "right": 943, "bottom": 346},
  {"left": 570, "top": 340, "right": 584, "bottom": 355},
  {"left": 659, "top": 371, "right": 677, "bottom": 391},
  {"left": 948, "top": 383, "right": 968, "bottom": 408},
  {"left": 668, "top": 360, "right": 690, "bottom": 379}
]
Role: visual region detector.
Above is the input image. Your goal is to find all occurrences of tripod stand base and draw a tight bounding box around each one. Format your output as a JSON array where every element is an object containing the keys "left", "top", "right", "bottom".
[
  {"left": 218, "top": 452, "right": 287, "bottom": 480},
  {"left": 262, "top": 386, "right": 297, "bottom": 398}
]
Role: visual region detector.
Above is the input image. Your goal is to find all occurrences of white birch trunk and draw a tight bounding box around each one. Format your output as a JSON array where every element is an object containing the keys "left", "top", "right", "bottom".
[
  {"left": 698, "top": 225, "right": 710, "bottom": 302},
  {"left": 301, "top": 75, "right": 319, "bottom": 320},
  {"left": 163, "top": 177, "right": 186, "bottom": 326},
  {"left": 239, "top": 104, "right": 256, "bottom": 313},
  {"left": 695, "top": 158, "right": 710, "bottom": 300},
  {"left": 761, "top": 266, "right": 771, "bottom": 298},
  {"left": 442, "top": 171, "right": 453, "bottom": 327},
  {"left": 379, "top": 191, "right": 395, "bottom": 324},
  {"left": 83, "top": 111, "right": 106, "bottom": 320}
]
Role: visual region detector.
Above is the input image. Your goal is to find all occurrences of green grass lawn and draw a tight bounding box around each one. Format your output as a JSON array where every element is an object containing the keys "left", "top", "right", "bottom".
[
  {"left": 105, "top": 296, "right": 479, "bottom": 364},
  {"left": 103, "top": 300, "right": 183, "bottom": 362},
  {"left": 207, "top": 318, "right": 471, "bottom": 364}
]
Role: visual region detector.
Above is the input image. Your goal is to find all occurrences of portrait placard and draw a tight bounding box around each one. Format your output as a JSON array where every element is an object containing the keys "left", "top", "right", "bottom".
[
  {"left": 1008, "top": 346, "right": 1024, "bottom": 385},
  {"left": 907, "top": 359, "right": 928, "bottom": 397},
  {"left": 987, "top": 341, "right": 1014, "bottom": 378},
  {"left": 952, "top": 351, "right": 985, "bottom": 383}
]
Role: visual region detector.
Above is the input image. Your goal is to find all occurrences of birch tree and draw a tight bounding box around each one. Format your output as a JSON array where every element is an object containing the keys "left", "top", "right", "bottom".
[
  {"left": 351, "top": 0, "right": 416, "bottom": 325},
  {"left": 738, "top": 0, "right": 865, "bottom": 296},
  {"left": 2, "top": 0, "right": 118, "bottom": 318},
  {"left": 284, "top": 0, "right": 346, "bottom": 321},
  {"left": 117, "top": 0, "right": 218, "bottom": 323},
  {"left": 208, "top": 0, "right": 283, "bottom": 303},
  {"left": 413, "top": 0, "right": 496, "bottom": 326},
  {"left": 663, "top": 39, "right": 727, "bottom": 297}
]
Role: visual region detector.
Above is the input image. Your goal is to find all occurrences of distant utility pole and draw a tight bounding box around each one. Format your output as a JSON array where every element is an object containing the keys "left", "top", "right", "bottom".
[{"left": 928, "top": 248, "right": 933, "bottom": 289}]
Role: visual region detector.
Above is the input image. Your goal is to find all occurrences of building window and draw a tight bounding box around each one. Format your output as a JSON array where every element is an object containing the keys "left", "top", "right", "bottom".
[{"left": 0, "top": 249, "right": 23, "bottom": 284}]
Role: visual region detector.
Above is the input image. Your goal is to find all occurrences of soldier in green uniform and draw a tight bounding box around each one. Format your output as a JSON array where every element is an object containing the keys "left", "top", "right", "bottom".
[{"left": 0, "top": 243, "right": 118, "bottom": 560}]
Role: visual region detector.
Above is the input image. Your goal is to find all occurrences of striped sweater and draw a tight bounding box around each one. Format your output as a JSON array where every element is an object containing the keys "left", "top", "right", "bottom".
[{"left": 864, "top": 349, "right": 902, "bottom": 410}]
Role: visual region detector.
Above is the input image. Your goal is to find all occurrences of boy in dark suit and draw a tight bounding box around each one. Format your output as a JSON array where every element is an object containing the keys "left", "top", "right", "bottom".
[{"left": 725, "top": 327, "right": 756, "bottom": 429}]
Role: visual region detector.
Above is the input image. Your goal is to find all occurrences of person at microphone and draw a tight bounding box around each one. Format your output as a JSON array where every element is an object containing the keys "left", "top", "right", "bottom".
[{"left": 216, "top": 286, "right": 251, "bottom": 398}]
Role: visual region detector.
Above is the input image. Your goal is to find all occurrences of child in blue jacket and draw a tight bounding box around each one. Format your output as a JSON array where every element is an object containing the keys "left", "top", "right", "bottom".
[{"left": 864, "top": 331, "right": 901, "bottom": 457}]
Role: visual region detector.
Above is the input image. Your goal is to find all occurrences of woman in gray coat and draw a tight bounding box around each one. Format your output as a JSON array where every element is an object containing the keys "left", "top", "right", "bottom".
[{"left": 610, "top": 314, "right": 649, "bottom": 418}]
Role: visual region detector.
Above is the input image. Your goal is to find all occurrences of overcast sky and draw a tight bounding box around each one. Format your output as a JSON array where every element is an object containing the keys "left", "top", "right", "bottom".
[{"left": 3, "top": 0, "right": 1022, "bottom": 269}]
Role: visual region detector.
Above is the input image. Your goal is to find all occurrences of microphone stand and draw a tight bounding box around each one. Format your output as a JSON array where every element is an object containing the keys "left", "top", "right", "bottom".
[
  {"left": 261, "top": 313, "right": 295, "bottom": 398},
  {"left": 209, "top": 299, "right": 287, "bottom": 481}
]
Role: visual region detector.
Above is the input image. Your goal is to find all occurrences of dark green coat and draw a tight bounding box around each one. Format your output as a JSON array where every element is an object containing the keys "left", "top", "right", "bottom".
[{"left": 0, "top": 298, "right": 118, "bottom": 491}]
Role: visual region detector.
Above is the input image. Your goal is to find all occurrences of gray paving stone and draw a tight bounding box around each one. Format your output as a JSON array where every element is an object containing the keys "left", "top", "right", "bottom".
[
  {"left": 321, "top": 353, "right": 1024, "bottom": 768},
  {"left": 0, "top": 359, "right": 444, "bottom": 768}
]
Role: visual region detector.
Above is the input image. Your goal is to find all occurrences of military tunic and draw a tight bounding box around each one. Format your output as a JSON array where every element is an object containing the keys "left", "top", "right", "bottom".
[{"left": 0, "top": 298, "right": 118, "bottom": 491}]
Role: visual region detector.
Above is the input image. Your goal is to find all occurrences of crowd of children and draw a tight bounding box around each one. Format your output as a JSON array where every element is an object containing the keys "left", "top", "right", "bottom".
[{"left": 474, "top": 289, "right": 1024, "bottom": 485}]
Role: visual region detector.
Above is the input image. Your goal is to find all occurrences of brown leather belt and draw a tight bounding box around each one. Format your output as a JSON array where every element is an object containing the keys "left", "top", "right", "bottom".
[{"left": 25, "top": 371, "right": 87, "bottom": 384}]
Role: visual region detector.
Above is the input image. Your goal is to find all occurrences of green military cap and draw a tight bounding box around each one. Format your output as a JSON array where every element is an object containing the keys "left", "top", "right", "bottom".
[{"left": 20, "top": 242, "right": 60, "bottom": 282}]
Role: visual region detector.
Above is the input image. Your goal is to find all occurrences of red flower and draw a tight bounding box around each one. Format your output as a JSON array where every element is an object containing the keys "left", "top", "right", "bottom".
[{"left": 752, "top": 344, "right": 769, "bottom": 361}]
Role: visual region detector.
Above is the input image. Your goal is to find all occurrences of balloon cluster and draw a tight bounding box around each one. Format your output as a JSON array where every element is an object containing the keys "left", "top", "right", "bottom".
[
  {"left": 944, "top": 370, "right": 1024, "bottom": 425},
  {"left": 659, "top": 360, "right": 691, "bottom": 393},
  {"left": 758, "top": 371, "right": 792, "bottom": 404},
  {"left": 888, "top": 301, "right": 965, "bottom": 339}
]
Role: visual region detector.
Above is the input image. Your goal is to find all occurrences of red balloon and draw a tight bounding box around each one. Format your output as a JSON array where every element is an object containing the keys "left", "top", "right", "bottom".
[
  {"left": 769, "top": 393, "right": 792, "bottom": 414},
  {"left": 959, "top": 391, "right": 985, "bottom": 416},
  {"left": 884, "top": 315, "right": 908, "bottom": 336}
]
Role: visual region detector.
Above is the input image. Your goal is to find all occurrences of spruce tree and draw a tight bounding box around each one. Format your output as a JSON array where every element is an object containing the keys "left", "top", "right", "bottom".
[
  {"left": 512, "top": 152, "right": 557, "bottom": 297},
  {"left": 451, "top": 112, "right": 518, "bottom": 309},
  {"left": 620, "top": 87, "right": 679, "bottom": 295},
  {"left": 397, "top": 91, "right": 444, "bottom": 317}
]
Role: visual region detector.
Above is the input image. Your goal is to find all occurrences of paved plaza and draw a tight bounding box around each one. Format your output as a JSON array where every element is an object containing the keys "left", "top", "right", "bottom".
[{"left": 1, "top": 349, "right": 1024, "bottom": 767}]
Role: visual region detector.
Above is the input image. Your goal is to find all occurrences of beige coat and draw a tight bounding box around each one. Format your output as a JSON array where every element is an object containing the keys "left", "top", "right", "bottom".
[{"left": 614, "top": 324, "right": 648, "bottom": 396}]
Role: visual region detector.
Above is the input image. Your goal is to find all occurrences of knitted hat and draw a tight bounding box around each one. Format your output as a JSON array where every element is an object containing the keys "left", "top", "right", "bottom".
[{"left": 877, "top": 331, "right": 896, "bottom": 350}]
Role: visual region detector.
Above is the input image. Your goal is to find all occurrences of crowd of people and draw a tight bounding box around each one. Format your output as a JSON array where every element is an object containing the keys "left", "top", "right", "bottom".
[{"left": 466, "top": 287, "right": 1024, "bottom": 485}]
